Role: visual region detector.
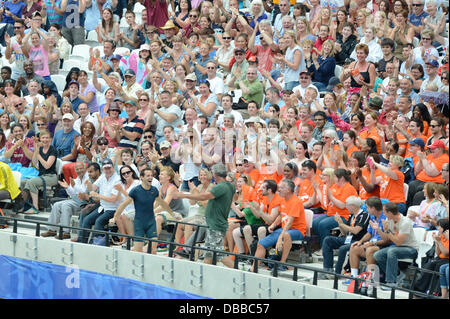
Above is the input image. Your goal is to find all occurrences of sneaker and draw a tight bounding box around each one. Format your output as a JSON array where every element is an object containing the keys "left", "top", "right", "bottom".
[
  {"left": 342, "top": 279, "right": 353, "bottom": 285},
  {"left": 380, "top": 282, "right": 398, "bottom": 291},
  {"left": 174, "top": 249, "right": 190, "bottom": 259},
  {"left": 313, "top": 250, "right": 322, "bottom": 256},
  {"left": 61, "top": 232, "right": 71, "bottom": 240},
  {"left": 41, "top": 230, "right": 57, "bottom": 237}
]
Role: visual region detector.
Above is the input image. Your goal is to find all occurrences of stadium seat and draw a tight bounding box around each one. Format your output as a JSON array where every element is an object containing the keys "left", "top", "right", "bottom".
[
  {"left": 68, "top": 55, "right": 87, "bottom": 62},
  {"left": 52, "top": 74, "right": 67, "bottom": 93},
  {"left": 292, "top": 209, "right": 314, "bottom": 261},
  {"left": 334, "top": 65, "right": 343, "bottom": 78},
  {"left": 62, "top": 59, "right": 87, "bottom": 72},
  {"left": 403, "top": 183, "right": 409, "bottom": 202},
  {"left": 114, "top": 47, "right": 130, "bottom": 56},
  {"left": 72, "top": 44, "right": 91, "bottom": 57},
  {"left": 87, "top": 30, "right": 98, "bottom": 42}
]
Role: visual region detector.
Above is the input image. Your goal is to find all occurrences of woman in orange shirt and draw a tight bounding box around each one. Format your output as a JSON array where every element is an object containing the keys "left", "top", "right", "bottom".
[
  {"left": 342, "top": 130, "right": 359, "bottom": 159},
  {"left": 370, "top": 154, "right": 406, "bottom": 215},
  {"left": 413, "top": 218, "right": 449, "bottom": 295},
  {"left": 312, "top": 168, "right": 358, "bottom": 249},
  {"left": 359, "top": 111, "right": 384, "bottom": 154}
]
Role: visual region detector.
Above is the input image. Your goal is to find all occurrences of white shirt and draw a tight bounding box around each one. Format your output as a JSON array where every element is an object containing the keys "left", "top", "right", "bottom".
[
  {"left": 292, "top": 83, "right": 320, "bottom": 101},
  {"left": 93, "top": 172, "right": 121, "bottom": 211},
  {"left": 74, "top": 114, "right": 100, "bottom": 136},
  {"left": 350, "top": 37, "right": 383, "bottom": 64},
  {"left": 208, "top": 76, "right": 225, "bottom": 96},
  {"left": 216, "top": 110, "right": 244, "bottom": 128},
  {"left": 66, "top": 172, "right": 90, "bottom": 203}
]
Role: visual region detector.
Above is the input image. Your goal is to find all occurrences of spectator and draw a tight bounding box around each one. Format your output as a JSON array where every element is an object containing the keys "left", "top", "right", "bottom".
[
  {"left": 78, "top": 158, "right": 121, "bottom": 243},
  {"left": 348, "top": 196, "right": 391, "bottom": 280},
  {"left": 4, "top": 123, "right": 34, "bottom": 167},
  {"left": 319, "top": 196, "right": 369, "bottom": 279},
  {"left": 312, "top": 168, "right": 358, "bottom": 250},
  {"left": 20, "top": 129, "right": 58, "bottom": 214},
  {"left": 311, "top": 40, "right": 336, "bottom": 91},
  {"left": 61, "top": 0, "right": 87, "bottom": 47},
  {"left": 52, "top": 113, "right": 79, "bottom": 161},
  {"left": 373, "top": 202, "right": 418, "bottom": 290},
  {"left": 248, "top": 179, "right": 306, "bottom": 272},
  {"left": 41, "top": 162, "right": 89, "bottom": 239}
]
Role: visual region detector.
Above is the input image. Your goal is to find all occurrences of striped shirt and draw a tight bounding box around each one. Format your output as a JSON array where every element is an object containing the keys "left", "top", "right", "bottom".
[
  {"left": 118, "top": 116, "right": 145, "bottom": 151},
  {"left": 44, "top": 0, "right": 64, "bottom": 25}
]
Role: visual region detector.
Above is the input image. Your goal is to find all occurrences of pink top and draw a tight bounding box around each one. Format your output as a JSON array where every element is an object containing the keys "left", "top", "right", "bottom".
[{"left": 29, "top": 45, "right": 50, "bottom": 77}]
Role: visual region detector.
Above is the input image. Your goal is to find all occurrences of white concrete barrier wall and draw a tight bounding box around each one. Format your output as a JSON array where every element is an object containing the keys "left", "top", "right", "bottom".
[{"left": 0, "top": 232, "right": 368, "bottom": 299}]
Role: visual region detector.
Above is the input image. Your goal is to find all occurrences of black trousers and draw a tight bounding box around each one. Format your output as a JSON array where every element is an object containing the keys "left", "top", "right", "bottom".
[
  {"left": 407, "top": 180, "right": 425, "bottom": 207},
  {"left": 414, "top": 258, "right": 449, "bottom": 294}
]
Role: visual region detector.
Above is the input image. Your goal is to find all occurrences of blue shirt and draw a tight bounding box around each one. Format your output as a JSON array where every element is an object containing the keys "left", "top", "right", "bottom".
[
  {"left": 84, "top": 0, "right": 112, "bottom": 31},
  {"left": 2, "top": 1, "right": 25, "bottom": 25},
  {"left": 51, "top": 129, "right": 80, "bottom": 158},
  {"left": 409, "top": 12, "right": 429, "bottom": 26},
  {"left": 129, "top": 184, "right": 159, "bottom": 224},
  {"left": 367, "top": 213, "right": 388, "bottom": 242}
]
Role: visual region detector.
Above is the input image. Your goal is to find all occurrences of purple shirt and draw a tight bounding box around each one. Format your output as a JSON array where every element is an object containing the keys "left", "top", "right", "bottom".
[{"left": 80, "top": 83, "right": 99, "bottom": 113}]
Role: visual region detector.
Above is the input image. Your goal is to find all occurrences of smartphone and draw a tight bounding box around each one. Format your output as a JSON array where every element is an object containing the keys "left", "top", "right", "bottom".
[{"left": 367, "top": 157, "right": 373, "bottom": 169}]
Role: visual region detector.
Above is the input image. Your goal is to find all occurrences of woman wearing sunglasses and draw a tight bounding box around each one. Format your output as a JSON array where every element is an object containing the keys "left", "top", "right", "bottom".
[
  {"left": 110, "top": 165, "right": 141, "bottom": 245},
  {"left": 98, "top": 101, "right": 123, "bottom": 149}
]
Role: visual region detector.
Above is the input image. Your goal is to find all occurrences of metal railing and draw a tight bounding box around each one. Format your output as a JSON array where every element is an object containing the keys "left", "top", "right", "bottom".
[{"left": 1, "top": 216, "right": 443, "bottom": 300}]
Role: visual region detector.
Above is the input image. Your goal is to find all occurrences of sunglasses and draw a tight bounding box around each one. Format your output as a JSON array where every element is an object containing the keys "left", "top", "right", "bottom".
[
  {"left": 223, "top": 37, "right": 232, "bottom": 40},
  {"left": 412, "top": 3, "right": 423, "bottom": 6},
  {"left": 97, "top": 142, "right": 108, "bottom": 146},
  {"left": 189, "top": 15, "right": 198, "bottom": 18},
  {"left": 422, "top": 38, "right": 431, "bottom": 40},
  {"left": 15, "top": 103, "right": 22, "bottom": 107},
  {"left": 139, "top": 98, "right": 149, "bottom": 101},
  {"left": 430, "top": 124, "right": 441, "bottom": 128},
  {"left": 121, "top": 171, "right": 132, "bottom": 176},
  {"left": 144, "top": 135, "right": 153, "bottom": 139},
  {"left": 109, "top": 109, "right": 120, "bottom": 112},
  {"left": 314, "top": 118, "right": 325, "bottom": 121},
  {"left": 37, "top": 123, "right": 46, "bottom": 127},
  {"left": 235, "top": 52, "right": 244, "bottom": 56}
]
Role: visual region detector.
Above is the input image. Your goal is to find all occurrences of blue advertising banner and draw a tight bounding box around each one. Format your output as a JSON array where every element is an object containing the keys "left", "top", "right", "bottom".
[{"left": 0, "top": 255, "right": 206, "bottom": 299}]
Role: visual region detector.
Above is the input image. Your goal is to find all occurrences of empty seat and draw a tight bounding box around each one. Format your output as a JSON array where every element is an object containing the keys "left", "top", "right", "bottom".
[
  {"left": 52, "top": 74, "right": 67, "bottom": 92},
  {"left": 72, "top": 44, "right": 91, "bottom": 56}
]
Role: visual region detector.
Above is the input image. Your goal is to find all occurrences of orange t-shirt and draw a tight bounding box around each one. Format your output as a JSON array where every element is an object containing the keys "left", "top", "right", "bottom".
[
  {"left": 279, "top": 194, "right": 307, "bottom": 237},
  {"left": 439, "top": 235, "right": 449, "bottom": 259},
  {"left": 260, "top": 193, "right": 284, "bottom": 219},
  {"left": 358, "top": 168, "right": 382, "bottom": 200},
  {"left": 416, "top": 153, "right": 449, "bottom": 183},
  {"left": 379, "top": 169, "right": 405, "bottom": 203},
  {"left": 241, "top": 184, "right": 257, "bottom": 203},
  {"left": 246, "top": 168, "right": 261, "bottom": 186},
  {"left": 327, "top": 182, "right": 358, "bottom": 219},
  {"left": 360, "top": 127, "right": 382, "bottom": 154},
  {"left": 346, "top": 145, "right": 359, "bottom": 158},
  {"left": 254, "top": 164, "right": 282, "bottom": 201},
  {"left": 297, "top": 175, "right": 322, "bottom": 208}
]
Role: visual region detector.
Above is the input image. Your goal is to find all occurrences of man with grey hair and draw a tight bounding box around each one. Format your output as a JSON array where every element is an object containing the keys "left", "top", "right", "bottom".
[
  {"left": 273, "top": 0, "right": 291, "bottom": 37},
  {"left": 173, "top": 163, "right": 236, "bottom": 266},
  {"left": 319, "top": 195, "right": 370, "bottom": 279}
]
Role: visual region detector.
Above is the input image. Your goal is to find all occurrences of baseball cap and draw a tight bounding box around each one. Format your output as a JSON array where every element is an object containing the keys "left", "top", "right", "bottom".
[
  {"left": 160, "top": 140, "right": 171, "bottom": 149},
  {"left": 124, "top": 100, "right": 136, "bottom": 107},
  {"left": 369, "top": 96, "right": 383, "bottom": 109},
  {"left": 248, "top": 56, "right": 258, "bottom": 63},
  {"left": 426, "top": 60, "right": 439, "bottom": 68},
  {"left": 243, "top": 156, "right": 255, "bottom": 163},
  {"left": 111, "top": 54, "right": 122, "bottom": 61},
  {"left": 124, "top": 69, "right": 136, "bottom": 77},
  {"left": 101, "top": 158, "right": 114, "bottom": 168},
  {"left": 326, "top": 77, "right": 341, "bottom": 91},
  {"left": 300, "top": 70, "right": 311, "bottom": 76},
  {"left": 408, "top": 138, "right": 425, "bottom": 149},
  {"left": 139, "top": 44, "right": 151, "bottom": 51},
  {"left": 68, "top": 80, "right": 80, "bottom": 88},
  {"left": 234, "top": 48, "right": 245, "bottom": 54},
  {"left": 62, "top": 113, "right": 74, "bottom": 121},
  {"left": 428, "top": 139, "right": 446, "bottom": 149},
  {"left": 185, "top": 73, "right": 197, "bottom": 82}
]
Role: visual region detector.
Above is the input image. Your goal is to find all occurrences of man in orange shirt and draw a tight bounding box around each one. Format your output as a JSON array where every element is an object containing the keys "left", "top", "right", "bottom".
[
  {"left": 298, "top": 160, "right": 322, "bottom": 212},
  {"left": 408, "top": 140, "right": 449, "bottom": 207},
  {"left": 250, "top": 179, "right": 306, "bottom": 273}
]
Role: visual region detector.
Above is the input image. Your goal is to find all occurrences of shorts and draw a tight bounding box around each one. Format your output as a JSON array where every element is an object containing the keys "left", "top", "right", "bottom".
[
  {"left": 259, "top": 227, "right": 304, "bottom": 249},
  {"left": 182, "top": 215, "right": 206, "bottom": 226},
  {"left": 134, "top": 219, "right": 157, "bottom": 242},
  {"left": 240, "top": 224, "right": 268, "bottom": 237},
  {"left": 122, "top": 210, "right": 135, "bottom": 221},
  {"left": 156, "top": 211, "right": 183, "bottom": 223},
  {"left": 203, "top": 228, "right": 227, "bottom": 261}
]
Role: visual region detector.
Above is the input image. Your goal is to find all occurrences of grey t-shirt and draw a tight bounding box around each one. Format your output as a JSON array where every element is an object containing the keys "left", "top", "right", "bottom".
[{"left": 387, "top": 215, "right": 418, "bottom": 250}]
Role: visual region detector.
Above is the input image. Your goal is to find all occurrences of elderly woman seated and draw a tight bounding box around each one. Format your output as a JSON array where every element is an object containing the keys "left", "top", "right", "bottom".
[{"left": 318, "top": 196, "right": 370, "bottom": 279}]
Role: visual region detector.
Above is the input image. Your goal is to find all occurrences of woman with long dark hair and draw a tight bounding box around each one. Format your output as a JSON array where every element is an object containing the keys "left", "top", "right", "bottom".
[{"left": 111, "top": 165, "right": 141, "bottom": 245}]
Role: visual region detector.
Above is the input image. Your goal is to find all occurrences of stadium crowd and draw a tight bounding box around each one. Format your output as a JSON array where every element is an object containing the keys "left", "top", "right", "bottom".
[{"left": 0, "top": 0, "right": 448, "bottom": 297}]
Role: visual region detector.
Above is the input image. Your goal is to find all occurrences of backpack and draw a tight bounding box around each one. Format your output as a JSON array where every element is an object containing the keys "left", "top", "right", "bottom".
[
  {"left": 347, "top": 272, "right": 373, "bottom": 295},
  {"left": 401, "top": 157, "right": 415, "bottom": 184}
]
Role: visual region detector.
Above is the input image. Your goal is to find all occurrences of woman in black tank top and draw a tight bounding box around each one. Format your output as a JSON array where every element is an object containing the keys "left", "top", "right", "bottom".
[{"left": 340, "top": 43, "right": 376, "bottom": 99}]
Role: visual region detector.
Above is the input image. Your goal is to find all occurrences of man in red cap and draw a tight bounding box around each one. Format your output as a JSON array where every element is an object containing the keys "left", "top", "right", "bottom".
[{"left": 407, "top": 139, "right": 449, "bottom": 206}]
